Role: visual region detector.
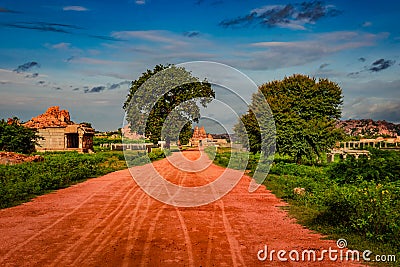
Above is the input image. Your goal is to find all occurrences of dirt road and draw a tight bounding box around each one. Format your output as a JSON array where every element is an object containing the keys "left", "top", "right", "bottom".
[{"left": 0, "top": 150, "right": 362, "bottom": 266}]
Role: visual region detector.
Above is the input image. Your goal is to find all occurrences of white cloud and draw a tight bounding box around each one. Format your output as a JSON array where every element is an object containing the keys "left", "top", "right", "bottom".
[
  {"left": 67, "top": 57, "right": 124, "bottom": 65},
  {"left": 135, "top": 0, "right": 146, "bottom": 5},
  {"left": 362, "top": 21, "right": 372, "bottom": 27},
  {"left": 111, "top": 30, "right": 187, "bottom": 46},
  {"left": 63, "top": 6, "right": 88, "bottom": 11},
  {"left": 343, "top": 97, "right": 400, "bottom": 123},
  {"left": 239, "top": 31, "right": 389, "bottom": 70},
  {"left": 0, "top": 68, "right": 45, "bottom": 85},
  {"left": 251, "top": 5, "right": 283, "bottom": 15},
  {"left": 342, "top": 79, "right": 400, "bottom": 98},
  {"left": 275, "top": 22, "right": 307, "bottom": 31},
  {"left": 47, "top": 42, "right": 71, "bottom": 50}
]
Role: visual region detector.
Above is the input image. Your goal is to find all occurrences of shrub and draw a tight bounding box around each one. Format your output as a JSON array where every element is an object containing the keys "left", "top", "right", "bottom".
[
  {"left": 0, "top": 118, "right": 40, "bottom": 154},
  {"left": 327, "top": 149, "right": 400, "bottom": 184},
  {"left": 0, "top": 152, "right": 107, "bottom": 208},
  {"left": 319, "top": 181, "right": 400, "bottom": 245}
]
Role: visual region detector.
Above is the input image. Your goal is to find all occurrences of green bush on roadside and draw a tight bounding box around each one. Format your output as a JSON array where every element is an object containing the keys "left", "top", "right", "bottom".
[{"left": 0, "top": 152, "right": 107, "bottom": 208}]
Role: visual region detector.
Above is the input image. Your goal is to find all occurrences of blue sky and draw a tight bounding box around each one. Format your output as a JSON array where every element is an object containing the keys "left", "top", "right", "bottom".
[{"left": 0, "top": 0, "right": 399, "bottom": 131}]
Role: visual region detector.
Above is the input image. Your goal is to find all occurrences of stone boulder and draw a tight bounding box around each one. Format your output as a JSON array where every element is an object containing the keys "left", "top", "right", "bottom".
[
  {"left": 0, "top": 152, "right": 44, "bottom": 165},
  {"left": 24, "top": 106, "right": 73, "bottom": 129}
]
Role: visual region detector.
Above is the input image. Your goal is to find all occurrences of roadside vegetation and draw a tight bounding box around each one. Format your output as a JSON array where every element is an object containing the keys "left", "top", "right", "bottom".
[
  {"left": 0, "top": 118, "right": 40, "bottom": 154},
  {"left": 206, "top": 146, "right": 400, "bottom": 264}
]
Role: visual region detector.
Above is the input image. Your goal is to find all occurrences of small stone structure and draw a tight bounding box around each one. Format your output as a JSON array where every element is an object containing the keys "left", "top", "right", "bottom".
[
  {"left": 327, "top": 136, "right": 400, "bottom": 163},
  {"left": 337, "top": 137, "right": 400, "bottom": 150},
  {"left": 24, "top": 106, "right": 94, "bottom": 152},
  {"left": 189, "top": 126, "right": 214, "bottom": 147},
  {"left": 327, "top": 149, "right": 370, "bottom": 163},
  {"left": 188, "top": 126, "right": 231, "bottom": 148}
]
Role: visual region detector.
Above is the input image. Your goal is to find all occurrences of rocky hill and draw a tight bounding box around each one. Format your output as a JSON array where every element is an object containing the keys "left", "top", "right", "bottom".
[
  {"left": 337, "top": 119, "right": 400, "bottom": 137},
  {"left": 24, "top": 106, "right": 73, "bottom": 128}
]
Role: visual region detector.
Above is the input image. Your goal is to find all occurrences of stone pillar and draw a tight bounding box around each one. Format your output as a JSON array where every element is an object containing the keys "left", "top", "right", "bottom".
[
  {"left": 158, "top": 141, "right": 166, "bottom": 150},
  {"left": 79, "top": 134, "right": 83, "bottom": 149},
  {"left": 327, "top": 153, "right": 335, "bottom": 163}
]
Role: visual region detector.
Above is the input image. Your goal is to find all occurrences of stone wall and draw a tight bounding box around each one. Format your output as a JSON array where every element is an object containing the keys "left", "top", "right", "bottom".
[{"left": 36, "top": 128, "right": 66, "bottom": 151}]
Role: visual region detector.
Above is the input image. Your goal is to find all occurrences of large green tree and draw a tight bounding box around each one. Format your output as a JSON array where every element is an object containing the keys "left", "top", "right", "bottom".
[
  {"left": 123, "top": 64, "right": 214, "bottom": 145},
  {"left": 236, "top": 74, "right": 344, "bottom": 164},
  {"left": 0, "top": 118, "right": 40, "bottom": 154}
]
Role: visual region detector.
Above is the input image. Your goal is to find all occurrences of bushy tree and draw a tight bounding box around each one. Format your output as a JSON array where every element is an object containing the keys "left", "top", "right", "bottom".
[
  {"left": 123, "top": 64, "right": 215, "bottom": 144},
  {"left": 233, "top": 110, "right": 261, "bottom": 153},
  {"left": 178, "top": 122, "right": 193, "bottom": 145},
  {"left": 0, "top": 118, "right": 40, "bottom": 154},
  {"left": 236, "top": 74, "right": 344, "bottom": 163}
]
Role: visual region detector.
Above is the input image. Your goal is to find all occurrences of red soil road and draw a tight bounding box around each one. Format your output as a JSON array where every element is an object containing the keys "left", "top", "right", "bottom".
[{"left": 0, "top": 150, "right": 364, "bottom": 266}]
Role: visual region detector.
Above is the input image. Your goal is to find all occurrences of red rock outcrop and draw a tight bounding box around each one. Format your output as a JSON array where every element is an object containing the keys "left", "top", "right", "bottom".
[
  {"left": 337, "top": 119, "right": 400, "bottom": 137},
  {"left": 24, "top": 106, "right": 73, "bottom": 129},
  {"left": 0, "top": 152, "right": 44, "bottom": 165}
]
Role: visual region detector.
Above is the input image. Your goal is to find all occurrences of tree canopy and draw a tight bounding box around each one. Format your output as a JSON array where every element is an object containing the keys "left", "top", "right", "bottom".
[
  {"left": 123, "top": 64, "right": 215, "bottom": 144},
  {"left": 0, "top": 118, "right": 40, "bottom": 154},
  {"left": 236, "top": 74, "right": 344, "bottom": 163}
]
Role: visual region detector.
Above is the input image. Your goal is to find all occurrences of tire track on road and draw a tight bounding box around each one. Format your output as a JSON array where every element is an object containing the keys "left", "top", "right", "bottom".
[
  {"left": 68, "top": 181, "right": 141, "bottom": 265},
  {"left": 50, "top": 179, "right": 138, "bottom": 266},
  {"left": 218, "top": 199, "right": 246, "bottom": 267},
  {"left": 200, "top": 168, "right": 246, "bottom": 267},
  {"left": 121, "top": 193, "right": 153, "bottom": 267},
  {"left": 205, "top": 202, "right": 218, "bottom": 266},
  {"left": 0, "top": 177, "right": 122, "bottom": 265},
  {"left": 138, "top": 163, "right": 195, "bottom": 267},
  {"left": 122, "top": 162, "right": 180, "bottom": 266},
  {"left": 139, "top": 206, "right": 167, "bottom": 267},
  {"left": 173, "top": 169, "right": 195, "bottom": 267}
]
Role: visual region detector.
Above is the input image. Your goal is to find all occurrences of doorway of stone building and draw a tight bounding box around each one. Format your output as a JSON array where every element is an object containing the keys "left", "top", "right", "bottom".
[{"left": 66, "top": 133, "right": 79, "bottom": 148}]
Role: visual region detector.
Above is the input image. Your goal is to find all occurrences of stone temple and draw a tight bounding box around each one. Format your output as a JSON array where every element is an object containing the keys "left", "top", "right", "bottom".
[
  {"left": 24, "top": 106, "right": 95, "bottom": 152},
  {"left": 189, "top": 126, "right": 213, "bottom": 147}
]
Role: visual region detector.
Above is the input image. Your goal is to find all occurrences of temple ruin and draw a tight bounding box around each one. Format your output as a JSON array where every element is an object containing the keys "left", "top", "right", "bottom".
[
  {"left": 189, "top": 126, "right": 213, "bottom": 147},
  {"left": 24, "top": 106, "right": 95, "bottom": 152}
]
